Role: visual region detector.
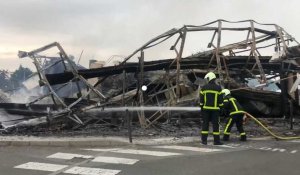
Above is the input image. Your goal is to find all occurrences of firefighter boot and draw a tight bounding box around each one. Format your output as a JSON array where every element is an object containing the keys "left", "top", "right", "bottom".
[
  {"left": 201, "top": 135, "right": 208, "bottom": 145},
  {"left": 223, "top": 134, "right": 230, "bottom": 141},
  {"left": 240, "top": 135, "right": 247, "bottom": 141},
  {"left": 213, "top": 135, "right": 223, "bottom": 145}
]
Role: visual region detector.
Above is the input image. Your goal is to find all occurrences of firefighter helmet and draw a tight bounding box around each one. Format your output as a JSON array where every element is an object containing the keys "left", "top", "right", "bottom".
[
  {"left": 222, "top": 89, "right": 231, "bottom": 96},
  {"left": 204, "top": 72, "right": 216, "bottom": 82}
]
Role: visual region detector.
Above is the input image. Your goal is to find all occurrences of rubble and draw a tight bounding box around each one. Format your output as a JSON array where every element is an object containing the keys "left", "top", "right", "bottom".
[{"left": 0, "top": 19, "right": 299, "bottom": 136}]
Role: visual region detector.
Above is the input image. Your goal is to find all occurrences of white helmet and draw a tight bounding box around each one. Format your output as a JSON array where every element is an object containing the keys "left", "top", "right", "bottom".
[
  {"left": 204, "top": 72, "right": 216, "bottom": 82},
  {"left": 222, "top": 89, "right": 231, "bottom": 96}
]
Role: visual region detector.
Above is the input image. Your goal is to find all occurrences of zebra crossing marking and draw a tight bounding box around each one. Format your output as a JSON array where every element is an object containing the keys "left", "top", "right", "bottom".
[
  {"left": 154, "top": 145, "right": 223, "bottom": 152},
  {"left": 107, "top": 149, "right": 182, "bottom": 157},
  {"left": 14, "top": 162, "right": 121, "bottom": 175},
  {"left": 259, "top": 147, "right": 298, "bottom": 154},
  {"left": 226, "top": 143, "right": 240, "bottom": 147},
  {"left": 47, "top": 152, "right": 93, "bottom": 160},
  {"left": 14, "top": 162, "right": 68, "bottom": 172},
  {"left": 271, "top": 148, "right": 286, "bottom": 152},
  {"left": 85, "top": 148, "right": 182, "bottom": 157},
  {"left": 279, "top": 149, "right": 286, "bottom": 152},
  {"left": 290, "top": 150, "right": 298, "bottom": 154},
  {"left": 272, "top": 148, "right": 280, "bottom": 152},
  {"left": 84, "top": 148, "right": 120, "bottom": 152},
  {"left": 259, "top": 147, "right": 272, "bottom": 150},
  {"left": 290, "top": 140, "right": 300, "bottom": 143},
  {"left": 48, "top": 152, "right": 139, "bottom": 165},
  {"left": 21, "top": 143, "right": 299, "bottom": 174},
  {"left": 213, "top": 144, "right": 236, "bottom": 148},
  {"left": 92, "top": 156, "right": 139, "bottom": 165},
  {"left": 64, "top": 166, "right": 120, "bottom": 175}
]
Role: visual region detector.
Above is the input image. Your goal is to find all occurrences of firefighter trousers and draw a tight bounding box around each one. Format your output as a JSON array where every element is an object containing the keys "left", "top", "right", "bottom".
[
  {"left": 201, "top": 110, "right": 221, "bottom": 144},
  {"left": 223, "top": 113, "right": 246, "bottom": 141}
]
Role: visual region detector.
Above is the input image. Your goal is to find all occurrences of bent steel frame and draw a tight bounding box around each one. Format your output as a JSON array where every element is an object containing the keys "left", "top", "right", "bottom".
[{"left": 16, "top": 19, "right": 300, "bottom": 129}]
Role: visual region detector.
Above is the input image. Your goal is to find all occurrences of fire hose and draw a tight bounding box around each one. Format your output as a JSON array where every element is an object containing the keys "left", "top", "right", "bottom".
[{"left": 244, "top": 112, "right": 300, "bottom": 140}]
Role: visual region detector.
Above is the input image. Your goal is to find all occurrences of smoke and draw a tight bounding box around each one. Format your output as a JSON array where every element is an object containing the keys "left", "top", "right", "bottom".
[
  {"left": 9, "top": 74, "right": 45, "bottom": 103},
  {"left": 0, "top": 110, "right": 28, "bottom": 129}
]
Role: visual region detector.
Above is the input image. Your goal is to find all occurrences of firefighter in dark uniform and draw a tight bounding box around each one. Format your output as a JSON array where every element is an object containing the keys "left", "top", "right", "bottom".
[
  {"left": 221, "top": 89, "right": 247, "bottom": 141},
  {"left": 200, "top": 72, "right": 223, "bottom": 145}
]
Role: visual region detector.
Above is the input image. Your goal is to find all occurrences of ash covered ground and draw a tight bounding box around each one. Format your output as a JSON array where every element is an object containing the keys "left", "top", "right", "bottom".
[{"left": 1, "top": 116, "right": 300, "bottom": 139}]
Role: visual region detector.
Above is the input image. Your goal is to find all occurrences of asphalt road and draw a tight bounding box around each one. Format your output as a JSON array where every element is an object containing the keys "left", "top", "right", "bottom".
[{"left": 0, "top": 139, "right": 299, "bottom": 175}]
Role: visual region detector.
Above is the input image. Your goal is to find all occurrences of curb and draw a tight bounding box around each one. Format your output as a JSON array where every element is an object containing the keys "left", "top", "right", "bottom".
[
  {"left": 0, "top": 136, "right": 199, "bottom": 147},
  {"left": 0, "top": 136, "right": 276, "bottom": 147},
  {"left": 0, "top": 136, "right": 131, "bottom": 147}
]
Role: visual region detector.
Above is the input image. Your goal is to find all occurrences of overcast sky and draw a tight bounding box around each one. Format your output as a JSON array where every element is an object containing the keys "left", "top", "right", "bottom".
[{"left": 0, "top": 0, "right": 299, "bottom": 71}]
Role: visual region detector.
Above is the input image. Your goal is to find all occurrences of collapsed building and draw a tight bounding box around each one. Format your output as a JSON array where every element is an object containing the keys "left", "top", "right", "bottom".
[{"left": 0, "top": 19, "right": 299, "bottom": 132}]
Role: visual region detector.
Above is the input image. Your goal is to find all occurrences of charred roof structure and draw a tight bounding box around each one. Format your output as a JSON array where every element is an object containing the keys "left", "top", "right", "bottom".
[{"left": 1, "top": 19, "right": 300, "bottom": 132}]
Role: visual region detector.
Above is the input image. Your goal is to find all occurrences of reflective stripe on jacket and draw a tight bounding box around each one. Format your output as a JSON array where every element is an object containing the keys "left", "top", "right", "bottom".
[
  {"left": 223, "top": 95, "right": 244, "bottom": 116},
  {"left": 199, "top": 81, "right": 223, "bottom": 110}
]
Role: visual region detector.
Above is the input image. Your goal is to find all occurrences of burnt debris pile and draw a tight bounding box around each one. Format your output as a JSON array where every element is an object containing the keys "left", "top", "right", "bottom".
[{"left": 0, "top": 19, "right": 299, "bottom": 134}]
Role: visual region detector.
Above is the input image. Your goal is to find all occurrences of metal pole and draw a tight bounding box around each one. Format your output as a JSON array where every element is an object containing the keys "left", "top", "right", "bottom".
[
  {"left": 138, "top": 50, "right": 146, "bottom": 127},
  {"left": 280, "top": 65, "right": 288, "bottom": 118},
  {"left": 176, "top": 29, "right": 187, "bottom": 101},
  {"left": 140, "top": 50, "right": 145, "bottom": 105},
  {"left": 122, "top": 58, "right": 126, "bottom": 106},
  {"left": 250, "top": 21, "right": 267, "bottom": 83},
  {"left": 126, "top": 109, "right": 133, "bottom": 143},
  {"left": 216, "top": 20, "right": 224, "bottom": 86},
  {"left": 122, "top": 69, "right": 126, "bottom": 106},
  {"left": 289, "top": 100, "right": 294, "bottom": 130}
]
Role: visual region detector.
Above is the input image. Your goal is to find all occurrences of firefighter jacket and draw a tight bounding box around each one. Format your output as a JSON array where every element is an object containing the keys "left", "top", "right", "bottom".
[
  {"left": 223, "top": 95, "right": 245, "bottom": 116},
  {"left": 199, "top": 81, "right": 223, "bottom": 110}
]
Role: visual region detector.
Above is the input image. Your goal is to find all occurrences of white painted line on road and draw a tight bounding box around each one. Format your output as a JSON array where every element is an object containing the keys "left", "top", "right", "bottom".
[
  {"left": 272, "top": 148, "right": 280, "bottom": 152},
  {"left": 92, "top": 156, "right": 139, "bottom": 165},
  {"left": 111, "top": 149, "right": 182, "bottom": 157},
  {"left": 48, "top": 152, "right": 139, "bottom": 165},
  {"left": 64, "top": 166, "right": 120, "bottom": 175},
  {"left": 249, "top": 137, "right": 272, "bottom": 141},
  {"left": 259, "top": 147, "right": 286, "bottom": 153},
  {"left": 279, "top": 149, "right": 286, "bottom": 152},
  {"left": 243, "top": 145, "right": 252, "bottom": 148},
  {"left": 154, "top": 145, "right": 223, "bottom": 152},
  {"left": 83, "top": 148, "right": 121, "bottom": 152},
  {"left": 290, "top": 140, "right": 300, "bottom": 143},
  {"left": 240, "top": 145, "right": 251, "bottom": 149},
  {"left": 290, "top": 150, "right": 298, "bottom": 154},
  {"left": 259, "top": 147, "right": 272, "bottom": 150},
  {"left": 14, "top": 162, "right": 68, "bottom": 172},
  {"left": 214, "top": 145, "right": 236, "bottom": 148},
  {"left": 271, "top": 148, "right": 286, "bottom": 152},
  {"left": 47, "top": 152, "right": 93, "bottom": 160},
  {"left": 227, "top": 144, "right": 240, "bottom": 147},
  {"left": 85, "top": 148, "right": 182, "bottom": 157}
]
